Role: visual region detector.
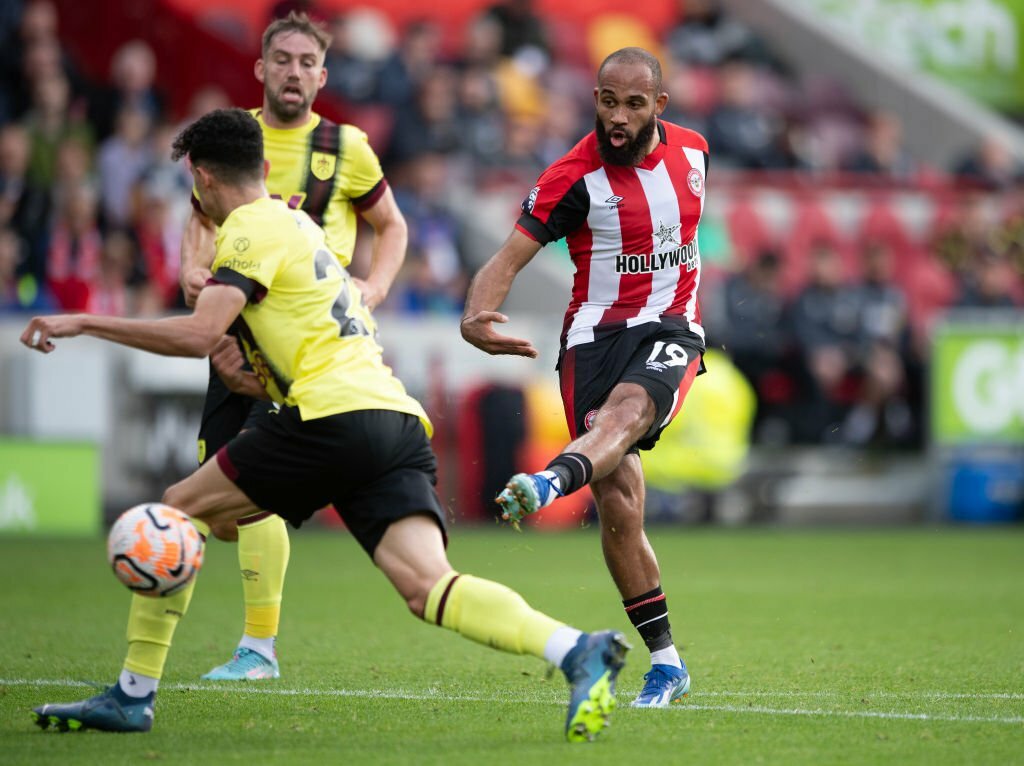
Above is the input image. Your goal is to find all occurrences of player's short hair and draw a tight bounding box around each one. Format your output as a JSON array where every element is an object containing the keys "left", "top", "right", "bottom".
[
  {"left": 262, "top": 11, "right": 331, "bottom": 57},
  {"left": 598, "top": 47, "right": 663, "bottom": 94},
  {"left": 171, "top": 108, "right": 264, "bottom": 184}
]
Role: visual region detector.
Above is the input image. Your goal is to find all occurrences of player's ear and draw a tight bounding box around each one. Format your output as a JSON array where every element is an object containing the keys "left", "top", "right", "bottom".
[
  {"left": 318, "top": 63, "right": 327, "bottom": 90},
  {"left": 263, "top": 159, "right": 270, "bottom": 180},
  {"left": 655, "top": 90, "right": 668, "bottom": 116},
  {"left": 254, "top": 58, "right": 266, "bottom": 84}
]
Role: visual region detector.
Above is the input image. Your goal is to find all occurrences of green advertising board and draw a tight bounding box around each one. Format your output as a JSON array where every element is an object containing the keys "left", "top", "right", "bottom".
[
  {"left": 931, "top": 320, "right": 1024, "bottom": 445},
  {"left": 0, "top": 439, "right": 101, "bottom": 536},
  {"left": 797, "top": 0, "right": 1024, "bottom": 111}
]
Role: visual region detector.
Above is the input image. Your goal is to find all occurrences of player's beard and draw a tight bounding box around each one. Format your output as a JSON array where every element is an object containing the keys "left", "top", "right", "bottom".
[
  {"left": 595, "top": 114, "right": 657, "bottom": 166},
  {"left": 265, "top": 84, "right": 312, "bottom": 123}
]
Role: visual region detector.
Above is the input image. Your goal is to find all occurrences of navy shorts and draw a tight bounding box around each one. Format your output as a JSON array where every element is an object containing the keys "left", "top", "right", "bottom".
[
  {"left": 557, "top": 320, "right": 703, "bottom": 452},
  {"left": 197, "top": 363, "right": 276, "bottom": 464},
  {"left": 216, "top": 407, "right": 447, "bottom": 556}
]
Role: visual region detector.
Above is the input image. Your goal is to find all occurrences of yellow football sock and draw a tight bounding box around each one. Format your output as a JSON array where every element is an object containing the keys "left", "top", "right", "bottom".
[
  {"left": 423, "top": 571, "right": 563, "bottom": 659},
  {"left": 237, "top": 513, "right": 289, "bottom": 639},
  {"left": 123, "top": 580, "right": 197, "bottom": 679}
]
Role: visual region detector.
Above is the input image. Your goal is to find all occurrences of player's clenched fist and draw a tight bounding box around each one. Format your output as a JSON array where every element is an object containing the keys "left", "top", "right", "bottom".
[{"left": 20, "top": 314, "right": 85, "bottom": 353}]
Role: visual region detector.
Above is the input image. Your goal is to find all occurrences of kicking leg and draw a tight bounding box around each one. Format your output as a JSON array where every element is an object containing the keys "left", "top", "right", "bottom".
[{"left": 372, "top": 514, "right": 630, "bottom": 742}]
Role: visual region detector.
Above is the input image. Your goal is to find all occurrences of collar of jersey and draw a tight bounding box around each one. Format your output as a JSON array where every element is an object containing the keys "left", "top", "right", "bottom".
[
  {"left": 254, "top": 109, "right": 322, "bottom": 138},
  {"left": 637, "top": 120, "right": 668, "bottom": 171}
]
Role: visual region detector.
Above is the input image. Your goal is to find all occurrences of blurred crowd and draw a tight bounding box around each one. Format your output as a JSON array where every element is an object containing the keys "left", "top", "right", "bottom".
[{"left": 0, "top": 0, "right": 1022, "bottom": 450}]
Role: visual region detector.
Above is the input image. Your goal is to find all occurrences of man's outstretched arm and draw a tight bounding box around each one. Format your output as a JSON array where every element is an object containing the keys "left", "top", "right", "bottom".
[
  {"left": 461, "top": 229, "right": 543, "bottom": 358},
  {"left": 21, "top": 284, "right": 247, "bottom": 358}
]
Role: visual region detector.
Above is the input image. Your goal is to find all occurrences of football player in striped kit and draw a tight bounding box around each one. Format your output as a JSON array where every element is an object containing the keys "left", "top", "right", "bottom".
[{"left": 462, "top": 47, "right": 707, "bottom": 708}]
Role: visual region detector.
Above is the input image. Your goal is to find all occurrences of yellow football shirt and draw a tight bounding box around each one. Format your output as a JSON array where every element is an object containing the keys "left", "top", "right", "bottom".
[
  {"left": 210, "top": 196, "right": 431, "bottom": 432},
  {"left": 253, "top": 109, "right": 385, "bottom": 267}
]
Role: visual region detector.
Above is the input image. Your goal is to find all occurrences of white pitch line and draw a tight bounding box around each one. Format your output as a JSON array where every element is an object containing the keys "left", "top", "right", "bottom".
[{"left": 2, "top": 679, "right": 1021, "bottom": 725}]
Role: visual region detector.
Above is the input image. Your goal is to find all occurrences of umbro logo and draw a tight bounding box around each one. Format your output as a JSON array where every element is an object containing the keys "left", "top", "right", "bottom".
[{"left": 605, "top": 195, "right": 624, "bottom": 209}]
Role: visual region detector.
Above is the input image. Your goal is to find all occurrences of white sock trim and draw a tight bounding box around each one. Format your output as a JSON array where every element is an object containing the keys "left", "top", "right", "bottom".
[
  {"left": 118, "top": 669, "right": 158, "bottom": 697},
  {"left": 239, "top": 634, "right": 276, "bottom": 661},
  {"left": 536, "top": 471, "right": 563, "bottom": 507},
  {"left": 650, "top": 645, "right": 682, "bottom": 669},
  {"left": 543, "top": 626, "right": 583, "bottom": 667}
]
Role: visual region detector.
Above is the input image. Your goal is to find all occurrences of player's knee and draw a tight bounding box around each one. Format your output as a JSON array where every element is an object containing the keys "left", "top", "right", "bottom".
[
  {"left": 405, "top": 589, "right": 429, "bottom": 620},
  {"left": 209, "top": 519, "right": 239, "bottom": 542},
  {"left": 161, "top": 482, "right": 190, "bottom": 513}
]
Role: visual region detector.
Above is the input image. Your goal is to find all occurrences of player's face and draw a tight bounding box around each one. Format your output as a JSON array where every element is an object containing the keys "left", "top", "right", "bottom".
[
  {"left": 256, "top": 31, "right": 327, "bottom": 124},
  {"left": 594, "top": 61, "right": 668, "bottom": 166}
]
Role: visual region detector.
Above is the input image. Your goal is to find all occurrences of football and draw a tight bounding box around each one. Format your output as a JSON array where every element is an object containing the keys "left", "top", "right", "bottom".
[{"left": 107, "top": 503, "right": 204, "bottom": 597}]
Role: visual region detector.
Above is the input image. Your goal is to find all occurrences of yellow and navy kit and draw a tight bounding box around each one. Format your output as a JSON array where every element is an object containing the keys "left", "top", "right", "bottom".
[
  {"left": 193, "top": 110, "right": 387, "bottom": 266},
  {"left": 210, "top": 196, "right": 430, "bottom": 431}
]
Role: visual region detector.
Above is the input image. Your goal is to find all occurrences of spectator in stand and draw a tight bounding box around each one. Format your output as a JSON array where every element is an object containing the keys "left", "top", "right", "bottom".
[
  {"left": 89, "top": 40, "right": 164, "bottom": 142},
  {"left": 790, "top": 241, "right": 862, "bottom": 442},
  {"left": 481, "top": 0, "right": 550, "bottom": 61},
  {"left": 480, "top": 114, "right": 545, "bottom": 183},
  {"left": 97, "top": 104, "right": 154, "bottom": 229},
  {"left": 0, "top": 0, "right": 73, "bottom": 121},
  {"left": 134, "top": 177, "right": 185, "bottom": 311},
  {"left": 137, "top": 121, "right": 193, "bottom": 227},
  {"left": 390, "top": 152, "right": 468, "bottom": 315},
  {"left": 664, "top": 0, "right": 774, "bottom": 67},
  {"left": 955, "top": 249, "right": 1020, "bottom": 309},
  {"left": 322, "top": 11, "right": 392, "bottom": 105},
  {"left": 44, "top": 180, "right": 102, "bottom": 311},
  {"left": 460, "top": 13, "right": 504, "bottom": 70},
  {"left": 0, "top": 122, "right": 49, "bottom": 259},
  {"left": 21, "top": 71, "right": 93, "bottom": 188},
  {"left": 385, "top": 66, "right": 461, "bottom": 166},
  {"left": 706, "top": 59, "right": 790, "bottom": 169},
  {"left": 843, "top": 111, "right": 916, "bottom": 180},
  {"left": 660, "top": 63, "right": 712, "bottom": 137},
  {"left": 0, "top": 225, "right": 52, "bottom": 312},
  {"left": 720, "top": 250, "right": 794, "bottom": 442},
  {"left": 88, "top": 227, "right": 140, "bottom": 317},
  {"left": 843, "top": 241, "right": 915, "bottom": 447},
  {"left": 953, "top": 136, "right": 1022, "bottom": 190},
  {"left": 376, "top": 19, "right": 442, "bottom": 110},
  {"left": 456, "top": 66, "right": 505, "bottom": 163},
  {"left": 182, "top": 85, "right": 231, "bottom": 127},
  {"left": 538, "top": 91, "right": 586, "bottom": 168}
]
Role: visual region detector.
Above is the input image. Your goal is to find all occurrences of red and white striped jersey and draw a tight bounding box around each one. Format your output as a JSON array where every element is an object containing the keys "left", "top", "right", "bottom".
[{"left": 516, "top": 120, "right": 708, "bottom": 350}]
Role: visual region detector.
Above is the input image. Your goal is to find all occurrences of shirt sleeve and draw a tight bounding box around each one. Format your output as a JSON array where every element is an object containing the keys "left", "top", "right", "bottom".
[
  {"left": 336, "top": 125, "right": 385, "bottom": 202},
  {"left": 210, "top": 211, "right": 281, "bottom": 303}
]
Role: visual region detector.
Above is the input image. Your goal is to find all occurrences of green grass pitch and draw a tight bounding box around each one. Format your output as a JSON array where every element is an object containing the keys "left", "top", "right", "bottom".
[{"left": 1, "top": 526, "right": 1022, "bottom": 765}]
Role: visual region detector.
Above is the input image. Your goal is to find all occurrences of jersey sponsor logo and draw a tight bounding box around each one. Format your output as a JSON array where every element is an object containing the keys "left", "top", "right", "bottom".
[
  {"left": 605, "top": 194, "right": 624, "bottom": 209},
  {"left": 219, "top": 256, "right": 259, "bottom": 275},
  {"left": 311, "top": 151, "right": 336, "bottom": 181},
  {"left": 614, "top": 240, "right": 699, "bottom": 275},
  {"left": 687, "top": 168, "right": 704, "bottom": 198},
  {"left": 523, "top": 185, "right": 540, "bottom": 214},
  {"left": 584, "top": 409, "right": 598, "bottom": 430}
]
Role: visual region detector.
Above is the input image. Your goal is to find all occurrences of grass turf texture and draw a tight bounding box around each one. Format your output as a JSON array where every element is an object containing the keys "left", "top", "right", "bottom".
[{"left": 1, "top": 527, "right": 1021, "bottom": 765}]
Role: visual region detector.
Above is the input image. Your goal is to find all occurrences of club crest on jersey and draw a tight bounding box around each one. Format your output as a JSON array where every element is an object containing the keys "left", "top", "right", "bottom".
[
  {"left": 687, "top": 168, "right": 704, "bottom": 198},
  {"left": 311, "top": 151, "right": 336, "bottom": 181},
  {"left": 584, "top": 409, "right": 598, "bottom": 430},
  {"left": 523, "top": 185, "right": 540, "bottom": 214}
]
